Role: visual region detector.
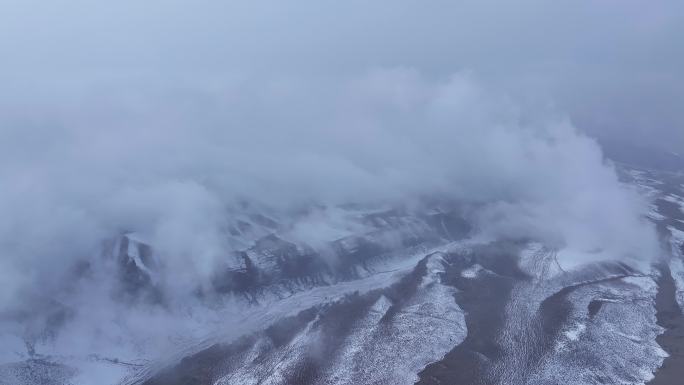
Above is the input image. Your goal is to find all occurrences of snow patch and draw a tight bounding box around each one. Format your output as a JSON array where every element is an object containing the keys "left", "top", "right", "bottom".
[
  {"left": 461, "top": 264, "right": 485, "bottom": 278},
  {"left": 564, "top": 322, "right": 586, "bottom": 342}
]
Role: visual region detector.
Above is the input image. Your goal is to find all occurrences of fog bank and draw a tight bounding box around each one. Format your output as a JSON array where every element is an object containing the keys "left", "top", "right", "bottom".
[
  {"left": 0, "top": 0, "right": 670, "bottom": 372},
  {"left": 0, "top": 70, "right": 657, "bottom": 309}
]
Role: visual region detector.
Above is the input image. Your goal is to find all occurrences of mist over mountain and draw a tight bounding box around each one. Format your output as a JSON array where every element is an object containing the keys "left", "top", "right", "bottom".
[
  {"left": 0, "top": 71, "right": 657, "bottom": 311},
  {"left": 0, "top": 1, "right": 682, "bottom": 385}
]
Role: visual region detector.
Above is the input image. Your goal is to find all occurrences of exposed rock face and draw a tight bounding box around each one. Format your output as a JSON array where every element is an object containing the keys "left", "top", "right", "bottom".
[
  {"left": 4, "top": 172, "right": 684, "bottom": 385},
  {"left": 144, "top": 252, "right": 466, "bottom": 385}
]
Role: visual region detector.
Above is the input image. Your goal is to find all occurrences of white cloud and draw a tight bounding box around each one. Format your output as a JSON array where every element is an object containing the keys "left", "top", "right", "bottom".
[
  {"left": 0, "top": 70, "right": 657, "bottom": 305},
  {"left": 0, "top": 0, "right": 668, "bottom": 372}
]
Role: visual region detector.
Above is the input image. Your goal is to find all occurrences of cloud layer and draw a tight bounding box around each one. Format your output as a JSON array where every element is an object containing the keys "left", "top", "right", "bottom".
[
  {"left": 0, "top": 0, "right": 669, "bottom": 368},
  {"left": 0, "top": 70, "right": 657, "bottom": 307},
  {"left": 1, "top": 0, "right": 682, "bottom": 150}
]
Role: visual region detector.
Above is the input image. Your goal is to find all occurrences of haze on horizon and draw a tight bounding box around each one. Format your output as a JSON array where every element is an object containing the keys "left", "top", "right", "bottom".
[{"left": 1, "top": 0, "right": 682, "bottom": 151}]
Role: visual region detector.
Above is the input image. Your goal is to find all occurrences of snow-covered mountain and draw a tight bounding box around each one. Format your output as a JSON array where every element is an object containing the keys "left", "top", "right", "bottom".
[{"left": 3, "top": 164, "right": 684, "bottom": 385}]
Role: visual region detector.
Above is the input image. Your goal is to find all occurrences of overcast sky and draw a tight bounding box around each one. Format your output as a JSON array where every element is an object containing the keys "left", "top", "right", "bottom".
[{"left": 1, "top": 0, "right": 682, "bottom": 151}]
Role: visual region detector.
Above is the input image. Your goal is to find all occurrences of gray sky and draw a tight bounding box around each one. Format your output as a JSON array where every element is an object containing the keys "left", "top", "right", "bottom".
[{"left": 1, "top": 0, "right": 682, "bottom": 151}]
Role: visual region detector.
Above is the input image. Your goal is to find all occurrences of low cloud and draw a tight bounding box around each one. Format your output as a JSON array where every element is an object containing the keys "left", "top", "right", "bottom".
[
  {"left": 0, "top": 70, "right": 657, "bottom": 309},
  {"left": 0, "top": 0, "right": 670, "bottom": 369}
]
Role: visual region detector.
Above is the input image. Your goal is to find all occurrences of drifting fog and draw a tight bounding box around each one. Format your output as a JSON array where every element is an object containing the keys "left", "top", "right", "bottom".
[
  {"left": 0, "top": 70, "right": 658, "bottom": 306},
  {"left": 0, "top": 0, "right": 677, "bottom": 369}
]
